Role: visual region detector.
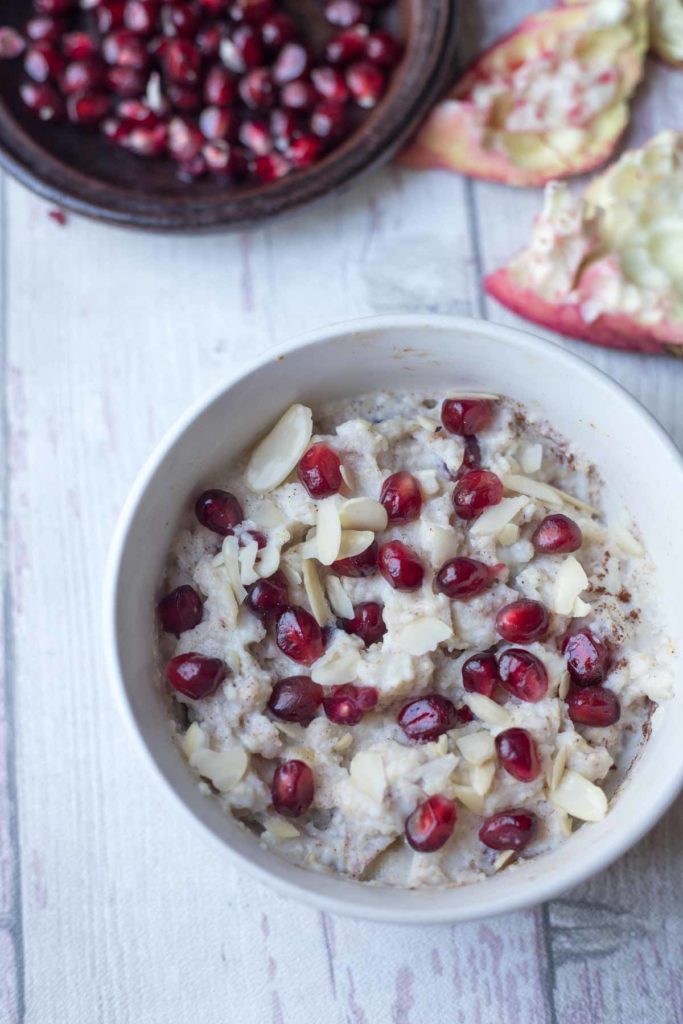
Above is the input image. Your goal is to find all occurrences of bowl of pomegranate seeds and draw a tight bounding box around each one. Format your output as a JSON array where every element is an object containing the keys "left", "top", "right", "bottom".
[
  {"left": 105, "top": 315, "right": 683, "bottom": 922},
  {"left": 0, "top": 0, "right": 458, "bottom": 229}
]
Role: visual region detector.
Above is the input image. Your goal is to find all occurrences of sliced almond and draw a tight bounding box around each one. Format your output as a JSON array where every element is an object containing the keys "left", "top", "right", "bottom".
[
  {"left": 464, "top": 693, "right": 511, "bottom": 728},
  {"left": 423, "top": 522, "right": 459, "bottom": 567},
  {"left": 470, "top": 495, "right": 529, "bottom": 537},
  {"left": 316, "top": 499, "right": 342, "bottom": 565},
  {"left": 451, "top": 784, "right": 485, "bottom": 813},
  {"left": 264, "top": 817, "right": 300, "bottom": 840},
  {"left": 550, "top": 769, "right": 607, "bottom": 822},
  {"left": 302, "top": 559, "right": 330, "bottom": 626},
  {"left": 613, "top": 523, "right": 644, "bottom": 557},
  {"left": 549, "top": 742, "right": 569, "bottom": 792},
  {"left": 221, "top": 536, "right": 247, "bottom": 603},
  {"left": 420, "top": 754, "right": 459, "bottom": 795},
  {"left": 558, "top": 670, "right": 571, "bottom": 700},
  {"left": 238, "top": 538, "right": 260, "bottom": 586},
  {"left": 493, "top": 850, "right": 515, "bottom": 872},
  {"left": 191, "top": 746, "right": 249, "bottom": 793},
  {"left": 256, "top": 535, "right": 287, "bottom": 579},
  {"left": 456, "top": 731, "right": 496, "bottom": 766},
  {"left": 573, "top": 596, "right": 592, "bottom": 617},
  {"left": 552, "top": 555, "right": 589, "bottom": 615},
  {"left": 311, "top": 647, "right": 361, "bottom": 686},
  {"left": 339, "top": 497, "right": 388, "bottom": 532},
  {"left": 279, "top": 560, "right": 302, "bottom": 587},
  {"left": 339, "top": 463, "right": 354, "bottom": 491},
  {"left": 337, "top": 530, "right": 375, "bottom": 560},
  {"left": 497, "top": 523, "right": 520, "bottom": 546},
  {"left": 520, "top": 443, "right": 543, "bottom": 474},
  {"left": 444, "top": 391, "right": 500, "bottom": 400},
  {"left": 245, "top": 404, "right": 313, "bottom": 493},
  {"left": 325, "top": 575, "right": 354, "bottom": 619},
  {"left": 470, "top": 760, "right": 496, "bottom": 797},
  {"left": 503, "top": 474, "right": 564, "bottom": 508},
  {"left": 182, "top": 721, "right": 208, "bottom": 760},
  {"left": 394, "top": 617, "right": 452, "bottom": 656},
  {"left": 333, "top": 732, "right": 354, "bottom": 753},
  {"left": 350, "top": 750, "right": 386, "bottom": 803}
]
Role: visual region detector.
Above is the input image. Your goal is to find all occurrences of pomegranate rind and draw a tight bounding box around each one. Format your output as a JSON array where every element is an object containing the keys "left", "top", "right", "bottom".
[
  {"left": 485, "top": 132, "right": 683, "bottom": 354},
  {"left": 400, "top": 0, "right": 648, "bottom": 187}
]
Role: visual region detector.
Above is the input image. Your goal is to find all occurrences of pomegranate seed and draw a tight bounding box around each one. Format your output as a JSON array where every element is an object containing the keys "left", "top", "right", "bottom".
[
  {"left": 276, "top": 606, "right": 324, "bottom": 665},
  {"left": 311, "top": 65, "right": 348, "bottom": 102},
  {"left": 365, "top": 30, "right": 402, "bottom": 67},
  {"left": 199, "top": 0, "right": 229, "bottom": 11},
  {"left": 251, "top": 152, "right": 290, "bottom": 181},
  {"left": 199, "top": 105, "right": 236, "bottom": 140},
  {"left": 532, "top": 514, "right": 583, "bottom": 554},
  {"left": 269, "top": 106, "right": 297, "bottom": 145},
  {"left": 341, "top": 601, "right": 386, "bottom": 646},
  {"left": 345, "top": 60, "right": 384, "bottom": 107},
  {"left": 95, "top": 1, "right": 126, "bottom": 32},
  {"left": 562, "top": 629, "right": 610, "bottom": 685},
  {"left": 220, "top": 25, "right": 262, "bottom": 72},
  {"left": 66, "top": 91, "right": 111, "bottom": 124},
  {"left": 377, "top": 540, "right": 423, "bottom": 591},
  {"left": 441, "top": 399, "right": 494, "bottom": 436},
  {"left": 310, "top": 99, "right": 347, "bottom": 139},
  {"left": 435, "top": 557, "right": 495, "bottom": 599},
  {"left": 452, "top": 469, "right": 503, "bottom": 520},
  {"left": 499, "top": 649, "right": 548, "bottom": 702},
  {"left": 24, "top": 42, "right": 65, "bottom": 82},
  {"left": 0, "top": 28, "right": 26, "bottom": 60},
  {"left": 163, "top": 37, "right": 200, "bottom": 82},
  {"left": 60, "top": 58, "right": 105, "bottom": 95},
  {"left": 20, "top": 81, "right": 64, "bottom": 119},
  {"left": 166, "top": 651, "right": 227, "bottom": 699},
  {"left": 102, "top": 116, "right": 131, "bottom": 143},
  {"left": 323, "top": 683, "right": 378, "bottom": 725},
  {"left": 123, "top": 0, "right": 157, "bottom": 35},
  {"left": 325, "top": 0, "right": 370, "bottom": 27},
  {"left": 398, "top": 694, "right": 457, "bottom": 743},
  {"left": 462, "top": 651, "right": 500, "bottom": 698},
  {"left": 268, "top": 676, "right": 323, "bottom": 725},
  {"left": 280, "top": 79, "right": 317, "bottom": 112},
  {"left": 196, "top": 23, "right": 222, "bottom": 56},
  {"left": 160, "top": 3, "right": 199, "bottom": 38},
  {"left": 455, "top": 435, "right": 482, "bottom": 479},
  {"left": 117, "top": 97, "right": 157, "bottom": 123},
  {"left": 157, "top": 584, "right": 203, "bottom": 634},
  {"left": 230, "top": 0, "right": 273, "bottom": 23},
  {"left": 26, "top": 16, "right": 64, "bottom": 43},
  {"left": 239, "top": 117, "right": 272, "bottom": 154},
  {"left": 246, "top": 570, "right": 288, "bottom": 618},
  {"left": 496, "top": 728, "right": 540, "bottom": 782},
  {"left": 289, "top": 133, "right": 323, "bottom": 167},
  {"left": 241, "top": 528, "right": 267, "bottom": 549},
  {"left": 330, "top": 539, "right": 377, "bottom": 577},
  {"left": 271, "top": 760, "right": 314, "bottom": 817},
  {"left": 104, "top": 30, "right": 148, "bottom": 68},
  {"left": 479, "top": 810, "right": 537, "bottom": 851},
  {"left": 326, "top": 25, "right": 368, "bottom": 64},
  {"left": 167, "top": 83, "right": 201, "bottom": 111},
  {"left": 261, "top": 13, "right": 296, "bottom": 50},
  {"left": 194, "top": 489, "right": 243, "bottom": 535},
  {"left": 106, "top": 65, "right": 146, "bottom": 96},
  {"left": 204, "top": 64, "right": 237, "bottom": 106},
  {"left": 34, "top": 0, "right": 75, "bottom": 13},
  {"left": 496, "top": 599, "right": 549, "bottom": 644},
  {"left": 566, "top": 686, "right": 620, "bottom": 727},
  {"left": 239, "top": 67, "right": 274, "bottom": 109},
  {"left": 203, "top": 140, "right": 248, "bottom": 176},
  {"left": 405, "top": 794, "right": 457, "bottom": 853},
  {"left": 272, "top": 41, "right": 309, "bottom": 84},
  {"left": 62, "top": 32, "right": 97, "bottom": 60},
  {"left": 379, "top": 471, "right": 421, "bottom": 523},
  {"left": 298, "top": 442, "right": 342, "bottom": 498},
  {"left": 123, "top": 121, "right": 167, "bottom": 154}
]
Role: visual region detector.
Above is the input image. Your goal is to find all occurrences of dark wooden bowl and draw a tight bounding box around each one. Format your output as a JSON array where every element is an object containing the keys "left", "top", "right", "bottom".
[{"left": 0, "top": 0, "right": 458, "bottom": 231}]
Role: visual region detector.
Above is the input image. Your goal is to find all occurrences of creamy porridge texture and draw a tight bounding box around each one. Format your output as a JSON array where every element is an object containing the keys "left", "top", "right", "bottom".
[{"left": 157, "top": 392, "right": 674, "bottom": 888}]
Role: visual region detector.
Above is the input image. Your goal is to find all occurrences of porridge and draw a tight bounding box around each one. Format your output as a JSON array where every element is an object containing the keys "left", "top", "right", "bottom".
[{"left": 156, "top": 392, "right": 674, "bottom": 888}]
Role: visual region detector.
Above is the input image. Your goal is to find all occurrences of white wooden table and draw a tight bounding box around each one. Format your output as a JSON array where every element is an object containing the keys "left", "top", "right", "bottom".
[{"left": 1, "top": 2, "right": 682, "bottom": 1021}]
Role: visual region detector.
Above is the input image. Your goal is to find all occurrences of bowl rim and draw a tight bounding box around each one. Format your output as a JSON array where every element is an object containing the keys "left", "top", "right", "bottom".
[{"left": 103, "top": 313, "right": 683, "bottom": 923}]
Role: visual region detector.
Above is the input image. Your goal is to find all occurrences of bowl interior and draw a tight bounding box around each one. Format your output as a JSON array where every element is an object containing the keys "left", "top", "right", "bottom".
[
  {"left": 107, "top": 316, "right": 683, "bottom": 922},
  {"left": 0, "top": 0, "right": 458, "bottom": 229}
]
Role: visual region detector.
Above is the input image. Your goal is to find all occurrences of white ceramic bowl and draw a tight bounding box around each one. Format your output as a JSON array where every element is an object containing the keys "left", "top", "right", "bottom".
[{"left": 104, "top": 314, "right": 683, "bottom": 924}]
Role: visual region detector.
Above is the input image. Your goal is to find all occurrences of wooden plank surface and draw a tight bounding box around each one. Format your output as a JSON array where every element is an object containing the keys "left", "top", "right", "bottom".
[{"left": 0, "top": 1, "right": 682, "bottom": 1021}]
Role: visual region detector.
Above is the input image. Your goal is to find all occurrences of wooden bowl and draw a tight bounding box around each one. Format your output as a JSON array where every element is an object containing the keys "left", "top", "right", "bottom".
[{"left": 0, "top": 0, "right": 458, "bottom": 231}]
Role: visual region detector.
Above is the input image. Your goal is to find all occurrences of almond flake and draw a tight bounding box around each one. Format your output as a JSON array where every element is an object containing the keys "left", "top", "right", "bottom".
[
  {"left": 423, "top": 523, "right": 459, "bottom": 567},
  {"left": 325, "top": 575, "right": 354, "bottom": 619},
  {"left": 470, "top": 495, "right": 529, "bottom": 537},
  {"left": 311, "top": 647, "right": 361, "bottom": 685},
  {"left": 182, "top": 722, "right": 208, "bottom": 760},
  {"left": 464, "top": 693, "right": 511, "bottom": 728},
  {"left": 445, "top": 391, "right": 500, "bottom": 400},
  {"left": 613, "top": 524, "right": 644, "bottom": 557},
  {"left": 339, "top": 497, "right": 388, "bottom": 532},
  {"left": 350, "top": 751, "right": 386, "bottom": 803},
  {"left": 316, "top": 499, "right": 342, "bottom": 566},
  {"left": 550, "top": 769, "right": 607, "bottom": 822},
  {"left": 256, "top": 536, "right": 286, "bottom": 579},
  {"left": 279, "top": 560, "right": 302, "bottom": 587},
  {"left": 456, "top": 731, "right": 495, "bottom": 766},
  {"left": 558, "top": 670, "right": 571, "bottom": 700},
  {"left": 333, "top": 732, "right": 354, "bottom": 753},
  {"left": 552, "top": 555, "right": 589, "bottom": 615},
  {"left": 498, "top": 523, "right": 520, "bottom": 546},
  {"left": 339, "top": 464, "right": 354, "bottom": 490},
  {"left": 337, "top": 530, "right": 375, "bottom": 559},
  {"left": 191, "top": 746, "right": 248, "bottom": 793},
  {"left": 238, "top": 538, "right": 259, "bottom": 586},
  {"left": 245, "top": 404, "right": 313, "bottom": 493},
  {"left": 573, "top": 596, "right": 592, "bottom": 617},
  {"left": 470, "top": 760, "right": 496, "bottom": 796},
  {"left": 493, "top": 850, "right": 515, "bottom": 872},
  {"left": 549, "top": 743, "right": 569, "bottom": 792},
  {"left": 273, "top": 720, "right": 304, "bottom": 740},
  {"left": 264, "top": 817, "right": 300, "bottom": 840},
  {"left": 520, "top": 443, "right": 543, "bottom": 474},
  {"left": 415, "top": 415, "right": 439, "bottom": 432},
  {"left": 451, "top": 784, "right": 485, "bottom": 813},
  {"left": 395, "top": 617, "right": 452, "bottom": 656},
  {"left": 302, "top": 559, "right": 330, "bottom": 626},
  {"left": 503, "top": 474, "right": 564, "bottom": 508}
]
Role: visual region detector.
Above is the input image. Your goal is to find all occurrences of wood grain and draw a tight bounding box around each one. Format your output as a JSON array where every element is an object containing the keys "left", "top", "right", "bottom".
[{"left": 0, "top": 1, "right": 682, "bottom": 1020}]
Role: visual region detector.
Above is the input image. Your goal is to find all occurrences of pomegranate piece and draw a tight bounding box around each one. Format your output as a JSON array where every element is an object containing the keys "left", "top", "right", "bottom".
[
  {"left": 231, "top": 0, "right": 273, "bottom": 23},
  {"left": 26, "top": 16, "right": 65, "bottom": 43},
  {"left": 479, "top": 809, "right": 537, "bottom": 851},
  {"left": 405, "top": 794, "right": 457, "bottom": 853},
  {"left": 452, "top": 469, "right": 503, "bottom": 520},
  {"left": 95, "top": 1, "right": 126, "bottom": 33},
  {"left": 495, "top": 727, "right": 541, "bottom": 782},
  {"left": 196, "top": 23, "right": 222, "bottom": 56},
  {"left": 380, "top": 471, "right": 422, "bottom": 523},
  {"left": 498, "top": 649, "right": 548, "bottom": 703},
  {"left": 195, "top": 489, "right": 243, "bottom": 535},
  {"left": 34, "top": 0, "right": 75, "bottom": 13},
  {"left": 496, "top": 599, "right": 549, "bottom": 644},
  {"left": 162, "top": 37, "right": 200, "bottom": 83},
  {"left": 66, "top": 91, "right": 112, "bottom": 124},
  {"left": 123, "top": 122, "right": 168, "bottom": 155},
  {"left": 566, "top": 685, "right": 621, "bottom": 727},
  {"left": 377, "top": 540, "right": 424, "bottom": 591},
  {"left": 20, "top": 81, "right": 64, "bottom": 120},
  {"left": 267, "top": 676, "right": 324, "bottom": 725},
  {"left": 325, "top": 0, "right": 370, "bottom": 27},
  {"left": 167, "top": 83, "right": 201, "bottom": 112},
  {"left": 160, "top": 3, "right": 200, "bottom": 38},
  {"left": 24, "top": 42, "right": 65, "bottom": 82},
  {"left": 62, "top": 32, "right": 97, "bottom": 60},
  {"left": 398, "top": 694, "right": 457, "bottom": 743},
  {"left": 455, "top": 435, "right": 481, "bottom": 478},
  {"left": 203, "top": 140, "right": 248, "bottom": 176},
  {"left": 123, "top": 0, "right": 157, "bottom": 35},
  {"left": 341, "top": 601, "right": 386, "bottom": 646},
  {"left": 199, "top": 106, "right": 236, "bottom": 141},
  {"left": 441, "top": 398, "right": 494, "bottom": 436},
  {"left": 251, "top": 151, "right": 290, "bottom": 182},
  {"left": 365, "top": 30, "right": 402, "bottom": 67},
  {"left": 311, "top": 65, "right": 349, "bottom": 103},
  {"left": 435, "top": 557, "right": 495, "bottom": 599},
  {"left": 246, "top": 570, "right": 288, "bottom": 618},
  {"left": 157, "top": 584, "right": 203, "bottom": 635},
  {"left": 118, "top": 99, "right": 158, "bottom": 124},
  {"left": 0, "top": 28, "right": 26, "bottom": 60},
  {"left": 280, "top": 80, "right": 317, "bottom": 113},
  {"left": 330, "top": 539, "right": 377, "bottom": 577},
  {"left": 462, "top": 651, "right": 500, "bottom": 698},
  {"left": 102, "top": 29, "right": 149, "bottom": 69},
  {"left": 532, "top": 514, "right": 583, "bottom": 554},
  {"left": 345, "top": 60, "right": 384, "bottom": 108},
  {"left": 60, "top": 58, "right": 105, "bottom": 95},
  {"left": 289, "top": 133, "right": 324, "bottom": 168},
  {"left": 199, "top": 0, "right": 229, "bottom": 11},
  {"left": 239, "top": 118, "right": 272, "bottom": 154},
  {"left": 269, "top": 107, "right": 297, "bottom": 146},
  {"left": 276, "top": 606, "right": 324, "bottom": 665},
  {"left": 106, "top": 65, "right": 146, "bottom": 96},
  {"left": 220, "top": 25, "right": 262, "bottom": 72},
  {"left": 261, "top": 13, "right": 296, "bottom": 51},
  {"left": 310, "top": 99, "right": 347, "bottom": 140},
  {"left": 166, "top": 652, "right": 227, "bottom": 699},
  {"left": 563, "top": 628, "right": 611, "bottom": 685},
  {"left": 272, "top": 41, "right": 310, "bottom": 85},
  {"left": 271, "top": 759, "right": 314, "bottom": 817},
  {"left": 239, "top": 67, "right": 275, "bottom": 110},
  {"left": 325, "top": 25, "right": 368, "bottom": 64},
  {"left": 323, "top": 683, "right": 378, "bottom": 725},
  {"left": 204, "top": 65, "right": 238, "bottom": 106}
]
